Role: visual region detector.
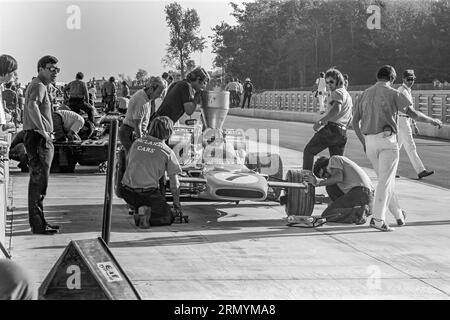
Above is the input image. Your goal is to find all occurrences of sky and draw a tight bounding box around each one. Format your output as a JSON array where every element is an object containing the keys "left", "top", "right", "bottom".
[{"left": 0, "top": 0, "right": 250, "bottom": 84}]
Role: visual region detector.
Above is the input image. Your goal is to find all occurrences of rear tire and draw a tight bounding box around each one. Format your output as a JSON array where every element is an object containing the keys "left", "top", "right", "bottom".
[{"left": 285, "top": 169, "right": 315, "bottom": 216}]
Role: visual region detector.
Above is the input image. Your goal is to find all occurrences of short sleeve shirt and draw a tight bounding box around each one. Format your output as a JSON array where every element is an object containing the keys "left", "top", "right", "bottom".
[
  {"left": 327, "top": 155, "right": 374, "bottom": 194},
  {"left": 121, "top": 135, "right": 182, "bottom": 189},
  {"left": 353, "top": 81, "right": 411, "bottom": 134},
  {"left": 68, "top": 80, "right": 88, "bottom": 99},
  {"left": 123, "top": 89, "right": 150, "bottom": 129},
  {"left": 326, "top": 88, "right": 353, "bottom": 126},
  {"left": 154, "top": 80, "right": 194, "bottom": 123},
  {"left": 55, "top": 110, "right": 85, "bottom": 133},
  {"left": 23, "top": 77, "right": 53, "bottom": 132}
]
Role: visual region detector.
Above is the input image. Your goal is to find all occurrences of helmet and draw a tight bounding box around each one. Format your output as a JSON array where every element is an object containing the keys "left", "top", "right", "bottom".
[{"left": 245, "top": 78, "right": 250, "bottom": 82}]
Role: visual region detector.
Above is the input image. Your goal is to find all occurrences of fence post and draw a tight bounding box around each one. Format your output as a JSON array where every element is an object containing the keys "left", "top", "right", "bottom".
[
  {"left": 101, "top": 120, "right": 118, "bottom": 245},
  {"left": 427, "top": 95, "right": 433, "bottom": 116},
  {"left": 441, "top": 95, "right": 447, "bottom": 124}
]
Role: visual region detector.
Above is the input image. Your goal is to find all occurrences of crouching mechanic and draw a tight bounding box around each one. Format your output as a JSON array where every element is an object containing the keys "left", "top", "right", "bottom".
[
  {"left": 300, "top": 155, "right": 374, "bottom": 227},
  {"left": 51, "top": 109, "right": 85, "bottom": 142},
  {"left": 119, "top": 116, "right": 182, "bottom": 228}
]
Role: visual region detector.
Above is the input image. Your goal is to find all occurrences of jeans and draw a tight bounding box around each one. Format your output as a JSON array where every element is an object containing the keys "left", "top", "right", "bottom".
[
  {"left": 322, "top": 186, "right": 374, "bottom": 223},
  {"left": 398, "top": 116, "right": 425, "bottom": 174},
  {"left": 103, "top": 95, "right": 116, "bottom": 113},
  {"left": 365, "top": 132, "right": 403, "bottom": 221},
  {"left": 51, "top": 112, "right": 66, "bottom": 141},
  {"left": 23, "top": 130, "right": 54, "bottom": 232},
  {"left": 120, "top": 185, "right": 172, "bottom": 225},
  {"left": 242, "top": 92, "right": 252, "bottom": 108},
  {"left": 303, "top": 123, "right": 347, "bottom": 170},
  {"left": 68, "top": 97, "right": 95, "bottom": 123},
  {"left": 118, "top": 124, "right": 134, "bottom": 153}
]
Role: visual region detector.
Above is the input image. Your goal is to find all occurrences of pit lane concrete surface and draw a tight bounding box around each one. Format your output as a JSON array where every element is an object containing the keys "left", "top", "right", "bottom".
[{"left": 5, "top": 116, "right": 450, "bottom": 299}]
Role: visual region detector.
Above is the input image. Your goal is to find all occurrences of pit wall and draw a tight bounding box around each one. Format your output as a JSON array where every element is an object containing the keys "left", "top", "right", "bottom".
[{"left": 228, "top": 90, "right": 450, "bottom": 140}]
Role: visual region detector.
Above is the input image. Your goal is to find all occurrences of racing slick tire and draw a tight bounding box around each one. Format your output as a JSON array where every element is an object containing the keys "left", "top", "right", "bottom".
[
  {"left": 285, "top": 169, "right": 315, "bottom": 216},
  {"left": 245, "top": 152, "right": 283, "bottom": 201},
  {"left": 114, "top": 147, "right": 126, "bottom": 199}
]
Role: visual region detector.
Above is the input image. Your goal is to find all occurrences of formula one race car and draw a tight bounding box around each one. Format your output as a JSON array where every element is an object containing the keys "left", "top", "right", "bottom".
[
  {"left": 114, "top": 91, "right": 315, "bottom": 218},
  {"left": 9, "top": 112, "right": 125, "bottom": 174},
  {"left": 51, "top": 112, "right": 125, "bottom": 173}
]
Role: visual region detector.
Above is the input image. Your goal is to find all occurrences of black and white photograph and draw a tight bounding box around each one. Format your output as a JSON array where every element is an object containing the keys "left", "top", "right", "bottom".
[{"left": 1, "top": 0, "right": 450, "bottom": 307}]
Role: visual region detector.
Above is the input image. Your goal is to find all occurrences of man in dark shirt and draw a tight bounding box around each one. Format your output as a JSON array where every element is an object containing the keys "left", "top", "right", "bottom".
[
  {"left": 151, "top": 67, "right": 209, "bottom": 124},
  {"left": 241, "top": 77, "right": 253, "bottom": 109},
  {"left": 102, "top": 76, "right": 117, "bottom": 113},
  {"left": 65, "top": 72, "right": 95, "bottom": 123}
]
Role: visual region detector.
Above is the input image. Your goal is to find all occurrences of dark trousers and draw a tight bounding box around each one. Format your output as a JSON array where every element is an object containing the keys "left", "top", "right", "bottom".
[
  {"left": 242, "top": 92, "right": 252, "bottom": 108},
  {"left": 103, "top": 95, "right": 116, "bottom": 113},
  {"left": 118, "top": 124, "right": 134, "bottom": 153},
  {"left": 120, "top": 185, "right": 172, "bottom": 225},
  {"left": 51, "top": 113, "right": 66, "bottom": 141},
  {"left": 23, "top": 130, "right": 54, "bottom": 232},
  {"left": 303, "top": 123, "right": 347, "bottom": 170},
  {"left": 68, "top": 97, "right": 95, "bottom": 123},
  {"left": 322, "top": 186, "right": 374, "bottom": 223}
]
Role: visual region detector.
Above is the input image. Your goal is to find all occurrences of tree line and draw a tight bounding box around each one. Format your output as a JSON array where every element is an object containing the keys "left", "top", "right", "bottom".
[{"left": 211, "top": 0, "right": 450, "bottom": 89}]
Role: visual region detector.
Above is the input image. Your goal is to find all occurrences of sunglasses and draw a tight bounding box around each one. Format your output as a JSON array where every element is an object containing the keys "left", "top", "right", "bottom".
[
  {"left": 45, "top": 66, "right": 60, "bottom": 74},
  {"left": 326, "top": 80, "right": 335, "bottom": 85},
  {"left": 406, "top": 77, "right": 415, "bottom": 82}
]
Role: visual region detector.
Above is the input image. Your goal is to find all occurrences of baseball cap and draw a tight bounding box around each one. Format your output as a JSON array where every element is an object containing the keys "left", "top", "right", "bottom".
[{"left": 403, "top": 69, "right": 416, "bottom": 79}]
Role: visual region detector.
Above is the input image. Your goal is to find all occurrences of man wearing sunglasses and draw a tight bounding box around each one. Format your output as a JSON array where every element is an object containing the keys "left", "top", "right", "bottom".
[
  {"left": 397, "top": 70, "right": 434, "bottom": 180},
  {"left": 303, "top": 68, "right": 353, "bottom": 174},
  {"left": 352, "top": 65, "right": 442, "bottom": 232},
  {"left": 22, "top": 55, "right": 60, "bottom": 235}
]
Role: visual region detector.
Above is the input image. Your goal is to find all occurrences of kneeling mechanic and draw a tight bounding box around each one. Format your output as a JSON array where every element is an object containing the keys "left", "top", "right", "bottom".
[
  {"left": 119, "top": 116, "right": 182, "bottom": 228},
  {"left": 301, "top": 155, "right": 375, "bottom": 226}
]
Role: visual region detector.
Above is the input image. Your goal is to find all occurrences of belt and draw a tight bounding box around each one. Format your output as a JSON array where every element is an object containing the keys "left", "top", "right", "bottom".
[
  {"left": 327, "top": 122, "right": 347, "bottom": 130},
  {"left": 122, "top": 185, "right": 158, "bottom": 193}
]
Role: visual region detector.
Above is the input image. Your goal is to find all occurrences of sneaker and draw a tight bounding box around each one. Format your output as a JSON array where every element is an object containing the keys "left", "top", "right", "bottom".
[
  {"left": 396, "top": 210, "right": 407, "bottom": 226},
  {"left": 370, "top": 218, "right": 394, "bottom": 232},
  {"left": 418, "top": 170, "right": 434, "bottom": 179}
]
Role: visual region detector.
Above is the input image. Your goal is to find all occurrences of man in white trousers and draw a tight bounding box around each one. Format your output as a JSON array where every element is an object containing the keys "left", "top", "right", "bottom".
[
  {"left": 314, "top": 72, "right": 327, "bottom": 114},
  {"left": 352, "top": 65, "right": 442, "bottom": 232},
  {"left": 397, "top": 69, "right": 434, "bottom": 179}
]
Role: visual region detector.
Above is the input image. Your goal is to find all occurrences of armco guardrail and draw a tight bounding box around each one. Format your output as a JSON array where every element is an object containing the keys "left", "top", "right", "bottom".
[
  {"left": 250, "top": 90, "right": 450, "bottom": 124},
  {"left": 0, "top": 132, "right": 11, "bottom": 252},
  {"left": 244, "top": 90, "right": 450, "bottom": 140}
]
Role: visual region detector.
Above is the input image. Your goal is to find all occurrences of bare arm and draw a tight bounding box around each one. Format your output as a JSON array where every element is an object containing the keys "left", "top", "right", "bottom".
[
  {"left": 28, "top": 100, "right": 47, "bottom": 135},
  {"left": 304, "top": 168, "right": 344, "bottom": 187},
  {"left": 169, "top": 174, "right": 181, "bottom": 209},
  {"left": 405, "top": 106, "right": 442, "bottom": 128},
  {"left": 351, "top": 108, "right": 366, "bottom": 151},
  {"left": 183, "top": 101, "right": 196, "bottom": 116}
]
